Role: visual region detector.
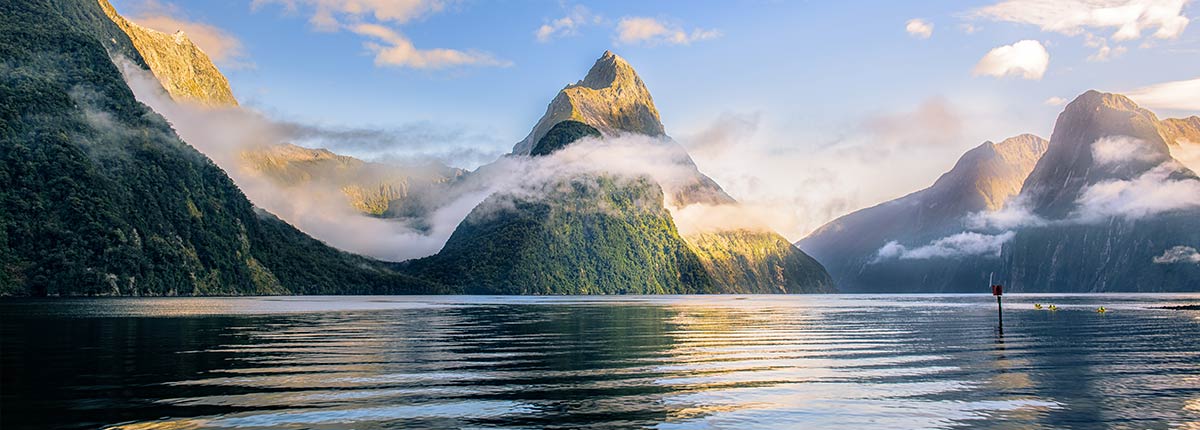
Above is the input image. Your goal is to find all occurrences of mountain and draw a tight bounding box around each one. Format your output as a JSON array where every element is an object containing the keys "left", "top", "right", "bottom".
[
  {"left": 798, "top": 134, "right": 1048, "bottom": 292},
  {"left": 0, "top": 0, "right": 438, "bottom": 295},
  {"left": 999, "top": 91, "right": 1200, "bottom": 291},
  {"left": 241, "top": 143, "right": 463, "bottom": 217},
  {"left": 512, "top": 51, "right": 665, "bottom": 155},
  {"left": 98, "top": 0, "right": 237, "bottom": 107},
  {"left": 802, "top": 91, "right": 1199, "bottom": 292},
  {"left": 405, "top": 51, "right": 833, "bottom": 294}
]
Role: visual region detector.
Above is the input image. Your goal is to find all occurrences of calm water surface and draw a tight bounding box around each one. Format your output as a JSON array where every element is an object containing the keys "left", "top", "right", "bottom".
[{"left": 2, "top": 294, "right": 1199, "bottom": 429}]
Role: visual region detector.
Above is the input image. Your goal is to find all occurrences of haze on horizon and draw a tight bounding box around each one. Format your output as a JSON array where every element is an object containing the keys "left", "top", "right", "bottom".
[{"left": 108, "top": 0, "right": 1200, "bottom": 240}]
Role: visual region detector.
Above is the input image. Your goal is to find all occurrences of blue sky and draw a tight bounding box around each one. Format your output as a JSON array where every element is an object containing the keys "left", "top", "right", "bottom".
[{"left": 110, "top": 0, "right": 1200, "bottom": 238}]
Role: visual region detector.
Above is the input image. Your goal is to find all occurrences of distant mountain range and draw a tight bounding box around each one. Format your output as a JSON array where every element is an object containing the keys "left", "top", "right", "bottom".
[
  {"left": 2, "top": 0, "right": 1195, "bottom": 296},
  {"left": 801, "top": 92, "right": 1200, "bottom": 292}
]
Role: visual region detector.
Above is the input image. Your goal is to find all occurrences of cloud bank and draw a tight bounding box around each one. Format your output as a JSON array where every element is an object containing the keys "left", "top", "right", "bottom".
[{"left": 875, "top": 231, "right": 1016, "bottom": 261}]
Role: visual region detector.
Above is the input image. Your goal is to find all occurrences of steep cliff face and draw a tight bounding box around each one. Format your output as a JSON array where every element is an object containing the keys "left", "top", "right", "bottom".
[
  {"left": 1021, "top": 91, "right": 1174, "bottom": 219},
  {"left": 512, "top": 51, "right": 666, "bottom": 155},
  {"left": 999, "top": 91, "right": 1200, "bottom": 291},
  {"left": 98, "top": 0, "right": 237, "bottom": 107},
  {"left": 0, "top": 0, "right": 434, "bottom": 296},
  {"left": 798, "top": 134, "right": 1048, "bottom": 292}
]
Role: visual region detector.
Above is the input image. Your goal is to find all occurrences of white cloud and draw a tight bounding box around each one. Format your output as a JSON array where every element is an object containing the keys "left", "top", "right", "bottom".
[
  {"left": 121, "top": 0, "right": 247, "bottom": 66},
  {"left": 351, "top": 24, "right": 510, "bottom": 69},
  {"left": 535, "top": 5, "right": 600, "bottom": 42},
  {"left": 1045, "top": 96, "right": 1068, "bottom": 105},
  {"left": 1073, "top": 161, "right": 1200, "bottom": 222},
  {"left": 975, "top": 0, "right": 1191, "bottom": 41},
  {"left": 251, "top": 0, "right": 445, "bottom": 30},
  {"left": 967, "top": 196, "right": 1049, "bottom": 230},
  {"left": 1091, "top": 136, "right": 1166, "bottom": 165},
  {"left": 906, "top": 19, "right": 934, "bottom": 39},
  {"left": 254, "top": 0, "right": 507, "bottom": 70},
  {"left": 960, "top": 23, "right": 982, "bottom": 34},
  {"left": 973, "top": 40, "right": 1049, "bottom": 80},
  {"left": 874, "top": 231, "right": 1016, "bottom": 261},
  {"left": 1123, "top": 76, "right": 1200, "bottom": 110},
  {"left": 615, "top": 17, "right": 721, "bottom": 46},
  {"left": 1085, "top": 33, "right": 1128, "bottom": 61},
  {"left": 1153, "top": 246, "right": 1200, "bottom": 263}
]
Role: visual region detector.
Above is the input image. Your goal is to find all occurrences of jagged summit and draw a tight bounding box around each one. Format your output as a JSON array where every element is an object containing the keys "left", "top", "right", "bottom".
[
  {"left": 98, "top": 0, "right": 238, "bottom": 107},
  {"left": 512, "top": 51, "right": 665, "bottom": 155},
  {"left": 1022, "top": 90, "right": 1173, "bottom": 217}
]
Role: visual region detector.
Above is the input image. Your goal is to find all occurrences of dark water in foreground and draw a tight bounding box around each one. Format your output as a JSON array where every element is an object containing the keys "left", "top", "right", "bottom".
[{"left": 2, "top": 295, "right": 1198, "bottom": 429}]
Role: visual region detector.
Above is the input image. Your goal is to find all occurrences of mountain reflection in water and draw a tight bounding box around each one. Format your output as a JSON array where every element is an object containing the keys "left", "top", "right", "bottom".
[{"left": 1, "top": 294, "right": 1198, "bottom": 429}]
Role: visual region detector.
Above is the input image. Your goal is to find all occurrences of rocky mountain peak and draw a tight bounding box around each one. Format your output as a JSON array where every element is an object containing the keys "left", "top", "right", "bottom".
[
  {"left": 99, "top": 0, "right": 238, "bottom": 107},
  {"left": 512, "top": 51, "right": 665, "bottom": 155},
  {"left": 1022, "top": 90, "right": 1174, "bottom": 217},
  {"left": 929, "top": 133, "right": 1048, "bottom": 211}
]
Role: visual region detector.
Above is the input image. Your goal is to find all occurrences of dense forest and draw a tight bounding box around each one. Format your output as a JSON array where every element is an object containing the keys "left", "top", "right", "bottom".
[
  {"left": 404, "top": 174, "right": 718, "bottom": 294},
  {"left": 0, "top": 0, "right": 440, "bottom": 296}
]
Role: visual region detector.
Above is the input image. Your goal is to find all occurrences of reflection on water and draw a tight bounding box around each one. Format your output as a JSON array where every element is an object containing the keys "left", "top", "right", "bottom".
[{"left": 2, "top": 295, "right": 1199, "bottom": 429}]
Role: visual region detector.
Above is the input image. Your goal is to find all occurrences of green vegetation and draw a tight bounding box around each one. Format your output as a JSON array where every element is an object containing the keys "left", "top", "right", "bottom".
[
  {"left": 530, "top": 120, "right": 601, "bottom": 156},
  {"left": 0, "top": 0, "right": 439, "bottom": 296},
  {"left": 404, "top": 175, "right": 717, "bottom": 294},
  {"left": 685, "top": 230, "right": 835, "bottom": 293}
]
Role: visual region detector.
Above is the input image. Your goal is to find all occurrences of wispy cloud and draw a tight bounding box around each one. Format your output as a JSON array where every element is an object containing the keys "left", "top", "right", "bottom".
[
  {"left": 1123, "top": 76, "right": 1200, "bottom": 111},
  {"left": 123, "top": 0, "right": 248, "bottom": 67},
  {"left": 251, "top": 0, "right": 446, "bottom": 30},
  {"left": 253, "top": 0, "right": 509, "bottom": 69},
  {"left": 614, "top": 17, "right": 721, "bottom": 46},
  {"left": 875, "top": 231, "right": 1016, "bottom": 261},
  {"left": 973, "top": 0, "right": 1189, "bottom": 59},
  {"left": 535, "top": 5, "right": 601, "bottom": 42},
  {"left": 351, "top": 24, "right": 510, "bottom": 69},
  {"left": 973, "top": 40, "right": 1049, "bottom": 80},
  {"left": 906, "top": 19, "right": 934, "bottom": 39},
  {"left": 1044, "top": 96, "right": 1068, "bottom": 106}
]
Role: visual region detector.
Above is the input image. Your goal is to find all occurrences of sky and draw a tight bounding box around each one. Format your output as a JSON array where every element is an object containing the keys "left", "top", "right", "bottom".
[{"left": 110, "top": 0, "right": 1200, "bottom": 240}]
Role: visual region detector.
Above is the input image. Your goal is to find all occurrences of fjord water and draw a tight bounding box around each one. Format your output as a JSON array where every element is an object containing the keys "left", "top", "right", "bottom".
[{"left": 2, "top": 295, "right": 1198, "bottom": 429}]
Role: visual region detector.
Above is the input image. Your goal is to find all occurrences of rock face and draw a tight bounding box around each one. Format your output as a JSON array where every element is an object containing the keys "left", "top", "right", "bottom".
[
  {"left": 998, "top": 91, "right": 1200, "bottom": 291},
  {"left": 0, "top": 0, "right": 436, "bottom": 296},
  {"left": 512, "top": 51, "right": 666, "bottom": 155},
  {"left": 798, "top": 134, "right": 1048, "bottom": 292},
  {"left": 98, "top": 0, "right": 237, "bottom": 107}
]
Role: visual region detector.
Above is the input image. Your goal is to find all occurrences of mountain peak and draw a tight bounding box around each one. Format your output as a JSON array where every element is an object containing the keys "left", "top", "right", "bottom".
[
  {"left": 578, "top": 50, "right": 638, "bottom": 90},
  {"left": 1066, "top": 90, "right": 1147, "bottom": 115},
  {"left": 512, "top": 51, "right": 665, "bottom": 155},
  {"left": 1022, "top": 90, "right": 1173, "bottom": 216}
]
